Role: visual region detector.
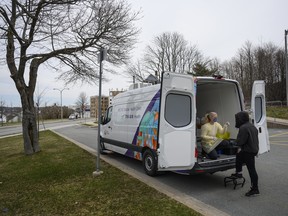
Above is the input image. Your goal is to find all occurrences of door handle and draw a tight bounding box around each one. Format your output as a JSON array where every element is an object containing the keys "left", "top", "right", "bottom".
[{"left": 258, "top": 127, "right": 262, "bottom": 133}]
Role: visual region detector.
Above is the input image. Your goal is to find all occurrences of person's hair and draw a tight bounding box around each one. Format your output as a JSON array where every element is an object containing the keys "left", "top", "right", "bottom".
[
  {"left": 208, "top": 112, "right": 216, "bottom": 122},
  {"left": 207, "top": 114, "right": 211, "bottom": 121}
]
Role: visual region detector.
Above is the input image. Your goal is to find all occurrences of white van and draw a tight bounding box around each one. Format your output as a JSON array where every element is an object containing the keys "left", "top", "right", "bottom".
[{"left": 100, "top": 72, "right": 270, "bottom": 176}]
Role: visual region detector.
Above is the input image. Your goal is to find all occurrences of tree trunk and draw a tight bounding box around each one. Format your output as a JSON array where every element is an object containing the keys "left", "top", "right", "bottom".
[{"left": 21, "top": 92, "right": 40, "bottom": 155}]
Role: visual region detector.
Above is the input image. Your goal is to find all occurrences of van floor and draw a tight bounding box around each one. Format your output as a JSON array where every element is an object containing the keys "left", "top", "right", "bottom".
[{"left": 197, "top": 153, "right": 236, "bottom": 163}]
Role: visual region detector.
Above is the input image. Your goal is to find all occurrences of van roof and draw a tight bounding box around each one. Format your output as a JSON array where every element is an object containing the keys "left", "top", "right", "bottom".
[
  {"left": 112, "top": 83, "right": 160, "bottom": 102},
  {"left": 112, "top": 75, "right": 239, "bottom": 103},
  {"left": 195, "top": 76, "right": 238, "bottom": 83}
]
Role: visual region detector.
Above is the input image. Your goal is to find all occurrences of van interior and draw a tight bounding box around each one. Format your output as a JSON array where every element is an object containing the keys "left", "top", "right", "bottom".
[{"left": 195, "top": 78, "right": 243, "bottom": 161}]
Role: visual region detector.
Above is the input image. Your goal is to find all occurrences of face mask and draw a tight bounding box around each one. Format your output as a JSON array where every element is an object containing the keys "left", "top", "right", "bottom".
[{"left": 213, "top": 118, "right": 217, "bottom": 122}]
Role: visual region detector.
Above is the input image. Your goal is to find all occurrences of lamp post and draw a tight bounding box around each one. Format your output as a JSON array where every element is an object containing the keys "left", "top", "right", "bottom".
[
  {"left": 53, "top": 87, "right": 69, "bottom": 120},
  {"left": 93, "top": 47, "right": 106, "bottom": 177},
  {"left": 285, "top": 30, "right": 288, "bottom": 106}
]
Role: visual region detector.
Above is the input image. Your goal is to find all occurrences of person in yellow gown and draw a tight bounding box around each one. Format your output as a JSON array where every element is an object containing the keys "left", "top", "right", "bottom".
[{"left": 201, "top": 112, "right": 230, "bottom": 159}]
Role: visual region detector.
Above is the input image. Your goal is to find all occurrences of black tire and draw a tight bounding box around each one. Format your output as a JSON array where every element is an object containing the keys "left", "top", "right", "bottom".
[
  {"left": 99, "top": 140, "right": 105, "bottom": 154},
  {"left": 142, "top": 149, "right": 158, "bottom": 176}
]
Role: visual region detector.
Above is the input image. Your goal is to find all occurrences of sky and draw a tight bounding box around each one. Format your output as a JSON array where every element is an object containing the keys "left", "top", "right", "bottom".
[{"left": 0, "top": 0, "right": 287, "bottom": 107}]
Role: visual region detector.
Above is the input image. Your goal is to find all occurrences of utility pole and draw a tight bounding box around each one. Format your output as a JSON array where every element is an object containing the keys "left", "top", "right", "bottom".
[
  {"left": 93, "top": 47, "right": 106, "bottom": 177},
  {"left": 285, "top": 30, "right": 288, "bottom": 106},
  {"left": 53, "top": 88, "right": 69, "bottom": 120}
]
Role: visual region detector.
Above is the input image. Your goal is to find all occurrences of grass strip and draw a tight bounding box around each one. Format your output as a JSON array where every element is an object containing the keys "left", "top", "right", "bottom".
[
  {"left": 267, "top": 106, "right": 288, "bottom": 120},
  {"left": 0, "top": 130, "right": 201, "bottom": 216}
]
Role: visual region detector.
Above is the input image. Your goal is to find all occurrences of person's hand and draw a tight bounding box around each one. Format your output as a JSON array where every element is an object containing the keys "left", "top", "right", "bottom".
[
  {"left": 224, "top": 122, "right": 230, "bottom": 126},
  {"left": 237, "top": 148, "right": 241, "bottom": 153}
]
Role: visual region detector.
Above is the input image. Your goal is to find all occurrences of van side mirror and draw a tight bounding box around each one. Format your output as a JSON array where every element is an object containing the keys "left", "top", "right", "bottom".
[{"left": 101, "top": 116, "right": 105, "bottom": 124}]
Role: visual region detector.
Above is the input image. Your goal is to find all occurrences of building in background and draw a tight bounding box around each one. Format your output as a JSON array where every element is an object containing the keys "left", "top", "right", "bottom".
[
  {"left": 90, "top": 96, "right": 109, "bottom": 119},
  {"left": 90, "top": 89, "right": 125, "bottom": 119},
  {"left": 109, "top": 89, "right": 125, "bottom": 106}
]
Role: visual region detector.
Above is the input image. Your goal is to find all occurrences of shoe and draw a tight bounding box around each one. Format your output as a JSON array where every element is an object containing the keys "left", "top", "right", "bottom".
[
  {"left": 231, "top": 173, "right": 243, "bottom": 178},
  {"left": 245, "top": 187, "right": 260, "bottom": 197}
]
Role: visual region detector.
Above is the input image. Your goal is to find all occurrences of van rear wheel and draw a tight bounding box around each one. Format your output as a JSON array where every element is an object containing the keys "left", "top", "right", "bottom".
[{"left": 143, "top": 150, "right": 157, "bottom": 176}]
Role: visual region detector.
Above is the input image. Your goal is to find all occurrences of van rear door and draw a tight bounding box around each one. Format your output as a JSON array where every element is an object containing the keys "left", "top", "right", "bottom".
[
  {"left": 251, "top": 80, "right": 270, "bottom": 155},
  {"left": 158, "top": 72, "right": 196, "bottom": 171}
]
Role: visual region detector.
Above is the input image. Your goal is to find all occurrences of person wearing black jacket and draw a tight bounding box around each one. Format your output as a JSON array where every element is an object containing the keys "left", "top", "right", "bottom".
[{"left": 231, "top": 111, "right": 260, "bottom": 196}]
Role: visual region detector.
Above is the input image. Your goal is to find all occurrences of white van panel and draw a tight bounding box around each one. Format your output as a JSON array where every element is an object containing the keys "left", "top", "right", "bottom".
[
  {"left": 251, "top": 81, "right": 270, "bottom": 155},
  {"left": 158, "top": 72, "right": 196, "bottom": 170},
  {"left": 102, "top": 85, "right": 161, "bottom": 159},
  {"left": 162, "top": 131, "right": 193, "bottom": 167}
]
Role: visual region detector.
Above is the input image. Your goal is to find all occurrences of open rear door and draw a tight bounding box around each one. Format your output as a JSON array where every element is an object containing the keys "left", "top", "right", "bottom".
[
  {"left": 251, "top": 81, "right": 270, "bottom": 155},
  {"left": 158, "top": 72, "right": 196, "bottom": 171}
]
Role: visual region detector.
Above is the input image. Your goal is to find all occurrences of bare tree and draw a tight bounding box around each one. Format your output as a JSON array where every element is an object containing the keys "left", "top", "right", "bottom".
[
  {"left": 143, "top": 32, "right": 207, "bottom": 77},
  {"left": 226, "top": 41, "right": 255, "bottom": 99},
  {"left": 181, "top": 45, "right": 205, "bottom": 74},
  {"left": 207, "top": 58, "right": 222, "bottom": 75},
  {"left": 144, "top": 32, "right": 187, "bottom": 74},
  {"left": 75, "top": 92, "right": 88, "bottom": 118},
  {"left": 125, "top": 60, "right": 148, "bottom": 83},
  {"left": 0, "top": 0, "right": 139, "bottom": 154},
  {"left": 222, "top": 41, "right": 286, "bottom": 102},
  {"left": 273, "top": 48, "right": 286, "bottom": 101}
]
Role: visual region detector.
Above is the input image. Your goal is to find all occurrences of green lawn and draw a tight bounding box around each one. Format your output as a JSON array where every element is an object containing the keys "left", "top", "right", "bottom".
[
  {"left": 0, "top": 131, "right": 201, "bottom": 216},
  {"left": 266, "top": 106, "right": 288, "bottom": 120}
]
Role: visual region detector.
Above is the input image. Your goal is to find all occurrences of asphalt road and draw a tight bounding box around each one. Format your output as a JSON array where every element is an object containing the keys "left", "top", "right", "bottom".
[
  {"left": 0, "top": 118, "right": 93, "bottom": 137},
  {"left": 53, "top": 125, "right": 288, "bottom": 216}
]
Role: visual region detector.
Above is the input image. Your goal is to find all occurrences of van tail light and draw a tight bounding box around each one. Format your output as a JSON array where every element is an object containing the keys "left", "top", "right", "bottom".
[{"left": 195, "top": 147, "right": 198, "bottom": 158}]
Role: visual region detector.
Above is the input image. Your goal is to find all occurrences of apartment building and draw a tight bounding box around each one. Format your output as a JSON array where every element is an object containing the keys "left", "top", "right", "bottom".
[{"left": 90, "top": 89, "right": 125, "bottom": 119}]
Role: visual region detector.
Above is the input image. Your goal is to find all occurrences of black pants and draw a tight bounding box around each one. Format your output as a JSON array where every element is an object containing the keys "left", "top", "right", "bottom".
[
  {"left": 207, "top": 140, "right": 230, "bottom": 160},
  {"left": 236, "top": 151, "right": 258, "bottom": 189}
]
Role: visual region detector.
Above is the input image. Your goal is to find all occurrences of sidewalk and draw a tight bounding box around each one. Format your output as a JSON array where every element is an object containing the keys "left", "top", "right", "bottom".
[{"left": 267, "top": 117, "right": 288, "bottom": 128}]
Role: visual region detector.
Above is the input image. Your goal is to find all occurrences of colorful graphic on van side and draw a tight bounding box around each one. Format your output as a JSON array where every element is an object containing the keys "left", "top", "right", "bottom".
[{"left": 125, "top": 90, "right": 160, "bottom": 160}]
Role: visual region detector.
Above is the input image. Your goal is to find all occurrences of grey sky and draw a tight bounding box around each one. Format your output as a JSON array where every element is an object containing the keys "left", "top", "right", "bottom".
[{"left": 0, "top": 0, "right": 287, "bottom": 107}]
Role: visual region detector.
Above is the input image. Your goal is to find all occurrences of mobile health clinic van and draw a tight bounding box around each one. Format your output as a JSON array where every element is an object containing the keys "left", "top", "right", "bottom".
[{"left": 100, "top": 72, "right": 270, "bottom": 176}]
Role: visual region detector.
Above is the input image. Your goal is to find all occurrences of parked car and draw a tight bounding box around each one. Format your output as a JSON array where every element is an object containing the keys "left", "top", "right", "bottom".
[
  {"left": 69, "top": 114, "right": 76, "bottom": 120},
  {"left": 0, "top": 115, "right": 7, "bottom": 123}
]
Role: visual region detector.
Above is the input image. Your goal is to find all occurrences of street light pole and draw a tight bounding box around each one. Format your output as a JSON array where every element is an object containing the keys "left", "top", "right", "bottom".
[
  {"left": 53, "top": 88, "right": 69, "bottom": 120},
  {"left": 285, "top": 30, "right": 288, "bottom": 106},
  {"left": 93, "top": 47, "right": 106, "bottom": 177}
]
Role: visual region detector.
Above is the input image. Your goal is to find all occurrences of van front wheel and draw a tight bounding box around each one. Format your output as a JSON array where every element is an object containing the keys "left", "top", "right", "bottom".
[
  {"left": 99, "top": 140, "right": 105, "bottom": 154},
  {"left": 143, "top": 150, "right": 157, "bottom": 176}
]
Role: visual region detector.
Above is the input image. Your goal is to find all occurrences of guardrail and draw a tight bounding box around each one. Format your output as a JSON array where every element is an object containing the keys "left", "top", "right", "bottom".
[{"left": 266, "top": 101, "right": 285, "bottom": 107}]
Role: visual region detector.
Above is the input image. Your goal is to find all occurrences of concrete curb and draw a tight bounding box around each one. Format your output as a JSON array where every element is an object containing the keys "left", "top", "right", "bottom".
[
  {"left": 267, "top": 117, "right": 288, "bottom": 128},
  {"left": 51, "top": 129, "right": 230, "bottom": 216}
]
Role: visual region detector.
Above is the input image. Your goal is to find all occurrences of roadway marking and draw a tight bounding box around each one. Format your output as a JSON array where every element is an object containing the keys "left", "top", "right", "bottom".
[
  {"left": 269, "top": 132, "right": 288, "bottom": 137},
  {"left": 270, "top": 142, "right": 288, "bottom": 146},
  {"left": 269, "top": 130, "right": 288, "bottom": 147},
  {"left": 269, "top": 140, "right": 288, "bottom": 143}
]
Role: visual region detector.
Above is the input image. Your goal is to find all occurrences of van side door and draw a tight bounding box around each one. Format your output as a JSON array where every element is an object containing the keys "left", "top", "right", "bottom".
[
  {"left": 158, "top": 72, "right": 196, "bottom": 171},
  {"left": 251, "top": 80, "right": 270, "bottom": 155},
  {"left": 101, "top": 106, "right": 127, "bottom": 153}
]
